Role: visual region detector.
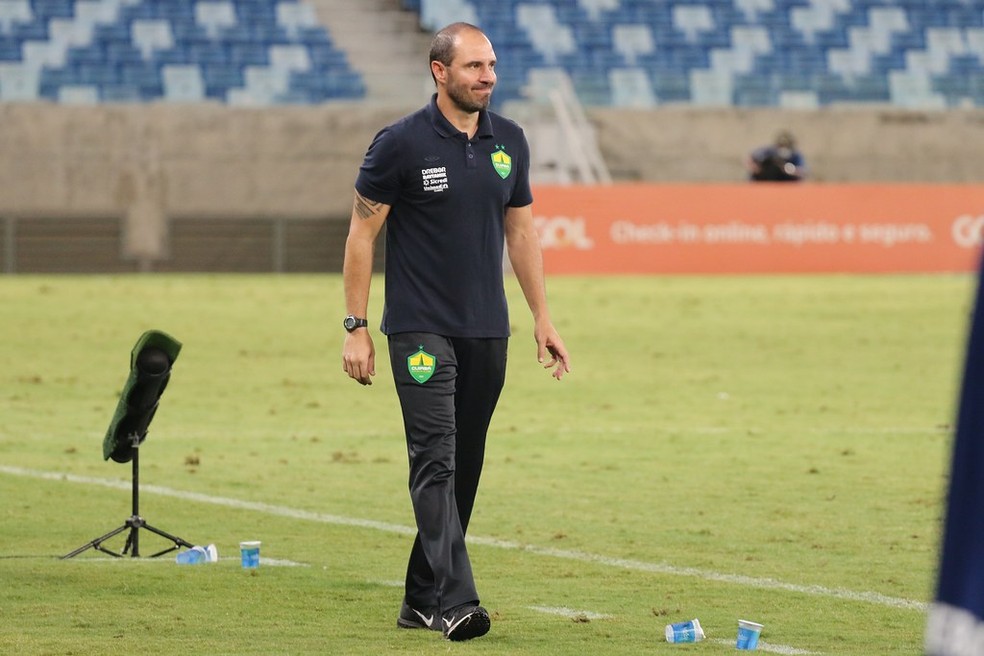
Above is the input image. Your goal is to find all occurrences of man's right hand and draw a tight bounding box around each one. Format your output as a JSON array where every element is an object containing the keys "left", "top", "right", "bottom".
[{"left": 342, "top": 330, "right": 375, "bottom": 385}]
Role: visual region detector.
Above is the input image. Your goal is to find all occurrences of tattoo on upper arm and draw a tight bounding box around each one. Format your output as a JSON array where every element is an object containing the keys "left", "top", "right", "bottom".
[{"left": 354, "top": 192, "right": 382, "bottom": 220}]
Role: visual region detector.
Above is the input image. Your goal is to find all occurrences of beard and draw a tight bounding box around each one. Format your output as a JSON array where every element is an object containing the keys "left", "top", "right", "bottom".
[{"left": 446, "top": 73, "right": 493, "bottom": 113}]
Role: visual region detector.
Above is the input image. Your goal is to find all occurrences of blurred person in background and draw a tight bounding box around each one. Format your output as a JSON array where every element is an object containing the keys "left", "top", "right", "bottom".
[
  {"left": 746, "top": 130, "right": 807, "bottom": 182},
  {"left": 340, "top": 22, "right": 571, "bottom": 643}
]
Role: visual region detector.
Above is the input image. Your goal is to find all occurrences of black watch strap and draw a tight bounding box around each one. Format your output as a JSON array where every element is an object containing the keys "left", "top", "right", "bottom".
[{"left": 343, "top": 315, "right": 368, "bottom": 332}]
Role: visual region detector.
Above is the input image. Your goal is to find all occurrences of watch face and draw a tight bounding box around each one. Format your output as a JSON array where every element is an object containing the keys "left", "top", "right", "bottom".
[{"left": 344, "top": 316, "right": 356, "bottom": 330}]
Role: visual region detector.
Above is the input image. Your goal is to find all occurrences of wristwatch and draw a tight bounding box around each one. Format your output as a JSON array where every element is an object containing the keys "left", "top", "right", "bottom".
[{"left": 343, "top": 315, "right": 368, "bottom": 332}]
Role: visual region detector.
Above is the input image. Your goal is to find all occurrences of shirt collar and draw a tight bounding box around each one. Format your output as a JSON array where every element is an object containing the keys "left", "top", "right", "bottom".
[{"left": 427, "top": 93, "right": 494, "bottom": 141}]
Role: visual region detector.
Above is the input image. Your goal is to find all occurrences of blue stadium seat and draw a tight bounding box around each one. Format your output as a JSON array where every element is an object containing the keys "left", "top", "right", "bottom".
[
  {"left": 650, "top": 71, "right": 691, "bottom": 103},
  {"left": 0, "top": 65, "right": 39, "bottom": 100},
  {"left": 162, "top": 64, "right": 205, "bottom": 101},
  {"left": 32, "top": 0, "right": 74, "bottom": 21},
  {"left": 734, "top": 81, "right": 778, "bottom": 107},
  {"left": 201, "top": 62, "right": 243, "bottom": 97},
  {"left": 569, "top": 69, "right": 610, "bottom": 106},
  {"left": 609, "top": 67, "right": 656, "bottom": 106},
  {"left": 186, "top": 42, "right": 228, "bottom": 65},
  {"left": 0, "top": 35, "right": 21, "bottom": 60},
  {"left": 970, "top": 73, "right": 984, "bottom": 105},
  {"left": 11, "top": 20, "right": 47, "bottom": 41},
  {"left": 0, "top": 0, "right": 31, "bottom": 32}
]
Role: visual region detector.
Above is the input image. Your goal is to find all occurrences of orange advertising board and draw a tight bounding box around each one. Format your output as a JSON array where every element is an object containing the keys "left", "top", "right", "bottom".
[{"left": 531, "top": 184, "right": 984, "bottom": 274}]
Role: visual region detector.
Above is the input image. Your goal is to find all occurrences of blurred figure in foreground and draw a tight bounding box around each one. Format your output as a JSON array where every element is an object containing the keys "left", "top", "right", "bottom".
[
  {"left": 746, "top": 130, "right": 806, "bottom": 182},
  {"left": 925, "top": 255, "right": 984, "bottom": 656}
]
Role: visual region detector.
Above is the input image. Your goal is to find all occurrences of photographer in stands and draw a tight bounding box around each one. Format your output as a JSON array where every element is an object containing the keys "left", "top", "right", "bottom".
[{"left": 746, "top": 130, "right": 806, "bottom": 182}]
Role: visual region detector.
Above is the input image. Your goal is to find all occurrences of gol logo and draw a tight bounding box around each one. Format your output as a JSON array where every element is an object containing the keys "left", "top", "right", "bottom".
[
  {"left": 952, "top": 214, "right": 984, "bottom": 249},
  {"left": 534, "top": 216, "right": 595, "bottom": 250}
]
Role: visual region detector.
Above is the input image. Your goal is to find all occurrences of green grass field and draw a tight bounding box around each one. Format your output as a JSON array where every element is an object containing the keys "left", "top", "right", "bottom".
[{"left": 0, "top": 273, "right": 974, "bottom": 655}]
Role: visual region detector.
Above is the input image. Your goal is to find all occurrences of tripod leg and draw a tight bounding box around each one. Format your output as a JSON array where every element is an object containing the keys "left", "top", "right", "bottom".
[
  {"left": 141, "top": 522, "right": 194, "bottom": 557},
  {"left": 61, "top": 524, "right": 130, "bottom": 559},
  {"left": 122, "top": 525, "right": 139, "bottom": 557}
]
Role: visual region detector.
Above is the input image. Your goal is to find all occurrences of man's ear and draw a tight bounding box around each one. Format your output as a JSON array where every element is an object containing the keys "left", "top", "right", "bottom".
[{"left": 431, "top": 60, "right": 446, "bottom": 85}]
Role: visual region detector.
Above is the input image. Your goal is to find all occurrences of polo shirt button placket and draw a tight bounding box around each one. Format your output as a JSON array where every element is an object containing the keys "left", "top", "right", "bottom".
[{"left": 466, "top": 141, "right": 476, "bottom": 169}]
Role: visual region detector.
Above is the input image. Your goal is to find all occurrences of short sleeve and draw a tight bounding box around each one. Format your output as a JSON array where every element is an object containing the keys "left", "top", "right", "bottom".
[
  {"left": 355, "top": 126, "right": 403, "bottom": 205},
  {"left": 507, "top": 131, "right": 534, "bottom": 208}
]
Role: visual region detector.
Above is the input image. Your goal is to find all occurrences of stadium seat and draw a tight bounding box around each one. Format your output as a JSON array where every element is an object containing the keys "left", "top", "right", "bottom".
[
  {"left": 275, "top": 1, "right": 318, "bottom": 39},
  {"left": 0, "top": 63, "right": 39, "bottom": 100},
  {"left": 269, "top": 44, "right": 310, "bottom": 72},
  {"left": 690, "top": 68, "right": 733, "bottom": 105},
  {"left": 0, "top": 0, "right": 31, "bottom": 32},
  {"left": 672, "top": 4, "right": 714, "bottom": 43},
  {"left": 711, "top": 47, "right": 754, "bottom": 75},
  {"left": 577, "top": 0, "right": 619, "bottom": 22},
  {"left": 517, "top": 4, "right": 576, "bottom": 64},
  {"left": 790, "top": 3, "right": 839, "bottom": 44},
  {"left": 734, "top": 0, "right": 774, "bottom": 22},
  {"left": 131, "top": 19, "right": 174, "bottom": 59},
  {"left": 778, "top": 89, "right": 820, "bottom": 108},
  {"left": 889, "top": 69, "right": 946, "bottom": 107},
  {"left": 162, "top": 64, "right": 205, "bottom": 101},
  {"left": 611, "top": 23, "right": 653, "bottom": 66},
  {"left": 609, "top": 66, "right": 655, "bottom": 106},
  {"left": 827, "top": 47, "right": 872, "bottom": 77},
  {"left": 58, "top": 84, "right": 99, "bottom": 103},
  {"left": 420, "top": 0, "right": 477, "bottom": 31},
  {"left": 195, "top": 2, "right": 237, "bottom": 39}
]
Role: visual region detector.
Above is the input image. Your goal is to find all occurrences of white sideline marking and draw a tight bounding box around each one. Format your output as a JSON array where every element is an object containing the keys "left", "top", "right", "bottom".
[
  {"left": 76, "top": 556, "right": 181, "bottom": 564},
  {"left": 246, "top": 557, "right": 308, "bottom": 567},
  {"left": 528, "top": 605, "right": 611, "bottom": 620},
  {"left": 711, "top": 638, "right": 819, "bottom": 654},
  {"left": 69, "top": 555, "right": 308, "bottom": 567},
  {"left": 549, "top": 426, "right": 944, "bottom": 436},
  {"left": 1, "top": 465, "right": 927, "bottom": 612},
  {"left": 475, "top": 540, "right": 928, "bottom": 612}
]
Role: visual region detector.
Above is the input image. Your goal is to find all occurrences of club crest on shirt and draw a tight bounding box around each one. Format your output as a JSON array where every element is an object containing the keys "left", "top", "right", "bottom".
[
  {"left": 407, "top": 347, "right": 436, "bottom": 383},
  {"left": 491, "top": 146, "right": 512, "bottom": 180}
]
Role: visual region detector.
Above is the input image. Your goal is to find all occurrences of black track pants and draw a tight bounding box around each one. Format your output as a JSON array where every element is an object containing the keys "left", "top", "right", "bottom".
[{"left": 387, "top": 332, "right": 507, "bottom": 613}]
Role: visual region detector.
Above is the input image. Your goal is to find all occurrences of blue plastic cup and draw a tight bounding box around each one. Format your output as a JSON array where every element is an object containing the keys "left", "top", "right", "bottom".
[
  {"left": 664, "top": 618, "right": 705, "bottom": 643},
  {"left": 176, "top": 544, "right": 217, "bottom": 565},
  {"left": 240, "top": 541, "right": 261, "bottom": 569},
  {"left": 736, "top": 619, "right": 763, "bottom": 650},
  {"left": 176, "top": 546, "right": 207, "bottom": 565}
]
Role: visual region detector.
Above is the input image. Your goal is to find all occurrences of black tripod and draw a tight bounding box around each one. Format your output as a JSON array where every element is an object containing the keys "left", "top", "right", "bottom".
[{"left": 62, "top": 432, "right": 193, "bottom": 559}]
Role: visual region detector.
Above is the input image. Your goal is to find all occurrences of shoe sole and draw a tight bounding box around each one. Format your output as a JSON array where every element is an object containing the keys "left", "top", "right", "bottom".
[
  {"left": 397, "top": 617, "right": 439, "bottom": 630},
  {"left": 444, "top": 611, "right": 491, "bottom": 641}
]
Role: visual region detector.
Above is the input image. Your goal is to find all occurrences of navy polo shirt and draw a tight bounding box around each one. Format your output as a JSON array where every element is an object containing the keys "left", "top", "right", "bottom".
[{"left": 355, "top": 95, "right": 533, "bottom": 338}]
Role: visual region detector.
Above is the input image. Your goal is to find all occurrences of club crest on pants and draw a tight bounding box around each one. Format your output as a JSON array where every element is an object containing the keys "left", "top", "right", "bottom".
[{"left": 407, "top": 347, "right": 436, "bottom": 384}]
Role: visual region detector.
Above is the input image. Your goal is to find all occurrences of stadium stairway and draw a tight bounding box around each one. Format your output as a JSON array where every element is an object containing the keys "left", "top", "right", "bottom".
[{"left": 307, "top": 0, "right": 433, "bottom": 106}]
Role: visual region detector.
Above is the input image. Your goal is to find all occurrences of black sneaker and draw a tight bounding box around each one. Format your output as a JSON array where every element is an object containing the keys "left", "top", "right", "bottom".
[
  {"left": 441, "top": 604, "right": 491, "bottom": 641},
  {"left": 397, "top": 601, "right": 440, "bottom": 631}
]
